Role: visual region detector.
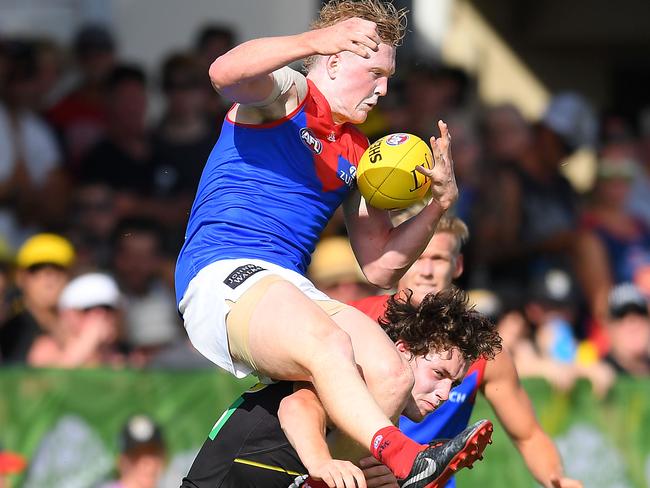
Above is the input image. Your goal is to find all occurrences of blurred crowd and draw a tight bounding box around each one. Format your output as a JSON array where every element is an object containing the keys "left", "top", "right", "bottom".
[
  {"left": 0, "top": 22, "right": 235, "bottom": 370},
  {"left": 0, "top": 20, "right": 649, "bottom": 393},
  {"left": 0, "top": 412, "right": 168, "bottom": 488}
]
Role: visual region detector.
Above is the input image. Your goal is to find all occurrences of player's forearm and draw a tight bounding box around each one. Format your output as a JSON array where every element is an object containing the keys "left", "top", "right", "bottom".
[
  {"left": 362, "top": 202, "right": 446, "bottom": 288},
  {"left": 516, "top": 431, "right": 565, "bottom": 487},
  {"left": 278, "top": 388, "right": 332, "bottom": 472},
  {"left": 209, "top": 32, "right": 316, "bottom": 93}
]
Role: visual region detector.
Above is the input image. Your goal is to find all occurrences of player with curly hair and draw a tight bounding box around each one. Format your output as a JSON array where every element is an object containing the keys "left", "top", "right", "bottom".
[{"left": 182, "top": 288, "right": 501, "bottom": 488}]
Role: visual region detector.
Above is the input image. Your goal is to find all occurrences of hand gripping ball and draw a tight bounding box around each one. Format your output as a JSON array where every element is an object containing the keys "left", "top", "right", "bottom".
[{"left": 356, "top": 133, "right": 432, "bottom": 210}]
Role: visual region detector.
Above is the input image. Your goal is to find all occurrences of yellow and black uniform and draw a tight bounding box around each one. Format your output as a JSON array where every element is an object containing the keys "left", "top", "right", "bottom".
[{"left": 182, "top": 381, "right": 307, "bottom": 488}]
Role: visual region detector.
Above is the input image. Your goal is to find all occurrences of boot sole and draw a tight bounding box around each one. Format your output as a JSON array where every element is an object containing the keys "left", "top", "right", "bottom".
[{"left": 425, "top": 419, "right": 493, "bottom": 488}]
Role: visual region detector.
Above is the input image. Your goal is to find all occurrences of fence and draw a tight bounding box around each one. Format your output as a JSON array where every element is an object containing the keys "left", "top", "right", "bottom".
[{"left": 1, "top": 369, "right": 649, "bottom": 487}]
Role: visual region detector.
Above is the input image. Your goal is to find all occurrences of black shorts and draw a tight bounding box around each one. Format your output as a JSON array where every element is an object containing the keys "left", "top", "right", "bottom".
[{"left": 181, "top": 381, "right": 307, "bottom": 488}]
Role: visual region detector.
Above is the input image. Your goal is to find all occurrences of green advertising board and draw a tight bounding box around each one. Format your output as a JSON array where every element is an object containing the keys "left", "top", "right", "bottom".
[{"left": 1, "top": 369, "right": 649, "bottom": 487}]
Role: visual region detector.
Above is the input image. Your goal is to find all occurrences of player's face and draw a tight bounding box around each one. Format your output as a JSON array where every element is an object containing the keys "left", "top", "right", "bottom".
[
  {"left": 399, "top": 345, "right": 468, "bottom": 422},
  {"left": 329, "top": 43, "right": 395, "bottom": 124},
  {"left": 398, "top": 233, "right": 462, "bottom": 306}
]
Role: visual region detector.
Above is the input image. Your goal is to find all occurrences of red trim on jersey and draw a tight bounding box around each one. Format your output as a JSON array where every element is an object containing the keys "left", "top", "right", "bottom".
[
  {"left": 304, "top": 80, "right": 368, "bottom": 192},
  {"left": 350, "top": 294, "right": 391, "bottom": 323},
  {"left": 224, "top": 87, "right": 309, "bottom": 128},
  {"left": 466, "top": 357, "right": 487, "bottom": 403}
]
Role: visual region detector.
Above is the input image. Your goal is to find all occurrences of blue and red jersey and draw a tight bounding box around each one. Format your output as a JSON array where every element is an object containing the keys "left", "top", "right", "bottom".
[
  {"left": 175, "top": 80, "right": 368, "bottom": 305},
  {"left": 351, "top": 294, "right": 487, "bottom": 488}
]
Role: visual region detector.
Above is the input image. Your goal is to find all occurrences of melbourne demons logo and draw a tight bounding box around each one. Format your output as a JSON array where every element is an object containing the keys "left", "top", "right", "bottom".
[
  {"left": 300, "top": 128, "right": 323, "bottom": 154},
  {"left": 385, "top": 133, "right": 410, "bottom": 146}
]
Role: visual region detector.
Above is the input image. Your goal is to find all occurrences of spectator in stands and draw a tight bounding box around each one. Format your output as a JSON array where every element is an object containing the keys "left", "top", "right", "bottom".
[
  {"left": 575, "top": 157, "right": 650, "bottom": 322},
  {"left": 0, "top": 40, "right": 67, "bottom": 247},
  {"left": 628, "top": 108, "right": 650, "bottom": 294},
  {"left": 0, "top": 234, "right": 74, "bottom": 363},
  {"left": 0, "top": 39, "right": 8, "bottom": 90},
  {"left": 446, "top": 113, "right": 482, "bottom": 226},
  {"left": 473, "top": 92, "right": 597, "bottom": 308},
  {"left": 151, "top": 52, "right": 216, "bottom": 246},
  {"left": 28, "top": 272, "right": 124, "bottom": 368},
  {"left": 0, "top": 238, "right": 14, "bottom": 325},
  {"left": 0, "top": 443, "right": 26, "bottom": 488},
  {"left": 308, "top": 236, "right": 377, "bottom": 303},
  {"left": 195, "top": 24, "right": 234, "bottom": 67},
  {"left": 471, "top": 104, "right": 532, "bottom": 293},
  {"left": 99, "top": 414, "right": 167, "bottom": 488},
  {"left": 525, "top": 269, "right": 581, "bottom": 362},
  {"left": 403, "top": 63, "right": 472, "bottom": 140},
  {"left": 193, "top": 24, "right": 235, "bottom": 123},
  {"left": 111, "top": 218, "right": 181, "bottom": 356},
  {"left": 518, "top": 269, "right": 615, "bottom": 397},
  {"left": 47, "top": 23, "right": 116, "bottom": 170},
  {"left": 630, "top": 109, "right": 650, "bottom": 218},
  {"left": 68, "top": 182, "right": 119, "bottom": 270},
  {"left": 81, "top": 64, "right": 189, "bottom": 229},
  {"left": 604, "top": 283, "right": 650, "bottom": 376},
  {"left": 79, "top": 64, "right": 153, "bottom": 199},
  {"left": 31, "top": 38, "right": 65, "bottom": 113},
  {"left": 481, "top": 103, "right": 533, "bottom": 165}
]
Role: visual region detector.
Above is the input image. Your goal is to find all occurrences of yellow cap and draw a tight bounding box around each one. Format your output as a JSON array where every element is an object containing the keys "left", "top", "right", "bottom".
[
  {"left": 309, "top": 237, "right": 367, "bottom": 287},
  {"left": 576, "top": 340, "right": 600, "bottom": 366},
  {"left": 16, "top": 233, "right": 75, "bottom": 269}
]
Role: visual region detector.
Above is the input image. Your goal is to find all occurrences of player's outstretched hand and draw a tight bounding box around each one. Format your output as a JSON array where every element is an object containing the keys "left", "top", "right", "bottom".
[
  {"left": 310, "top": 17, "right": 381, "bottom": 59},
  {"left": 550, "top": 476, "right": 584, "bottom": 488},
  {"left": 359, "top": 456, "right": 399, "bottom": 488},
  {"left": 310, "top": 458, "right": 367, "bottom": 488},
  {"left": 417, "top": 119, "right": 458, "bottom": 211}
]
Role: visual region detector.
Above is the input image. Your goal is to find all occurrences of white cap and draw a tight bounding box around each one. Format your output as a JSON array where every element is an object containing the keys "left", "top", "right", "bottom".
[
  {"left": 467, "top": 289, "right": 502, "bottom": 321},
  {"left": 59, "top": 273, "right": 122, "bottom": 310},
  {"left": 542, "top": 92, "right": 597, "bottom": 150}
]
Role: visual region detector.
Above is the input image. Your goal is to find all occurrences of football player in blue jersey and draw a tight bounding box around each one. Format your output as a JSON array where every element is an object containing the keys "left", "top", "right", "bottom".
[{"left": 174, "top": 1, "right": 476, "bottom": 487}]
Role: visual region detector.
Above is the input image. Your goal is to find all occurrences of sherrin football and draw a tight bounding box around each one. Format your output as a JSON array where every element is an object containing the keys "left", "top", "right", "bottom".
[{"left": 356, "top": 133, "right": 432, "bottom": 210}]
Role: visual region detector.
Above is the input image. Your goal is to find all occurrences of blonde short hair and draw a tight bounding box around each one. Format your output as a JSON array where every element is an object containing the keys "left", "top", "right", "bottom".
[
  {"left": 435, "top": 215, "right": 470, "bottom": 250},
  {"left": 304, "top": 0, "right": 407, "bottom": 71}
]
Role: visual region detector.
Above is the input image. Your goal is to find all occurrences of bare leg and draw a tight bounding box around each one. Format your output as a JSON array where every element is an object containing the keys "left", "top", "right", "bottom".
[
  {"left": 326, "top": 306, "right": 411, "bottom": 463},
  {"left": 244, "top": 280, "right": 413, "bottom": 449}
]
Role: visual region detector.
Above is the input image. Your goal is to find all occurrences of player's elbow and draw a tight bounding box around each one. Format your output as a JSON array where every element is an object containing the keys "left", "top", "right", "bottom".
[
  {"left": 362, "top": 265, "right": 399, "bottom": 290},
  {"left": 370, "top": 279, "right": 394, "bottom": 290},
  {"left": 208, "top": 57, "right": 235, "bottom": 93},
  {"left": 278, "top": 395, "right": 300, "bottom": 429},
  {"left": 279, "top": 391, "right": 325, "bottom": 432}
]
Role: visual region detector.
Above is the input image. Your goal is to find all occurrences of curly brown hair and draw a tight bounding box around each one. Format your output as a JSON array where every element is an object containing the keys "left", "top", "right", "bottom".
[
  {"left": 379, "top": 287, "right": 502, "bottom": 363},
  {"left": 304, "top": 0, "right": 408, "bottom": 70}
]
